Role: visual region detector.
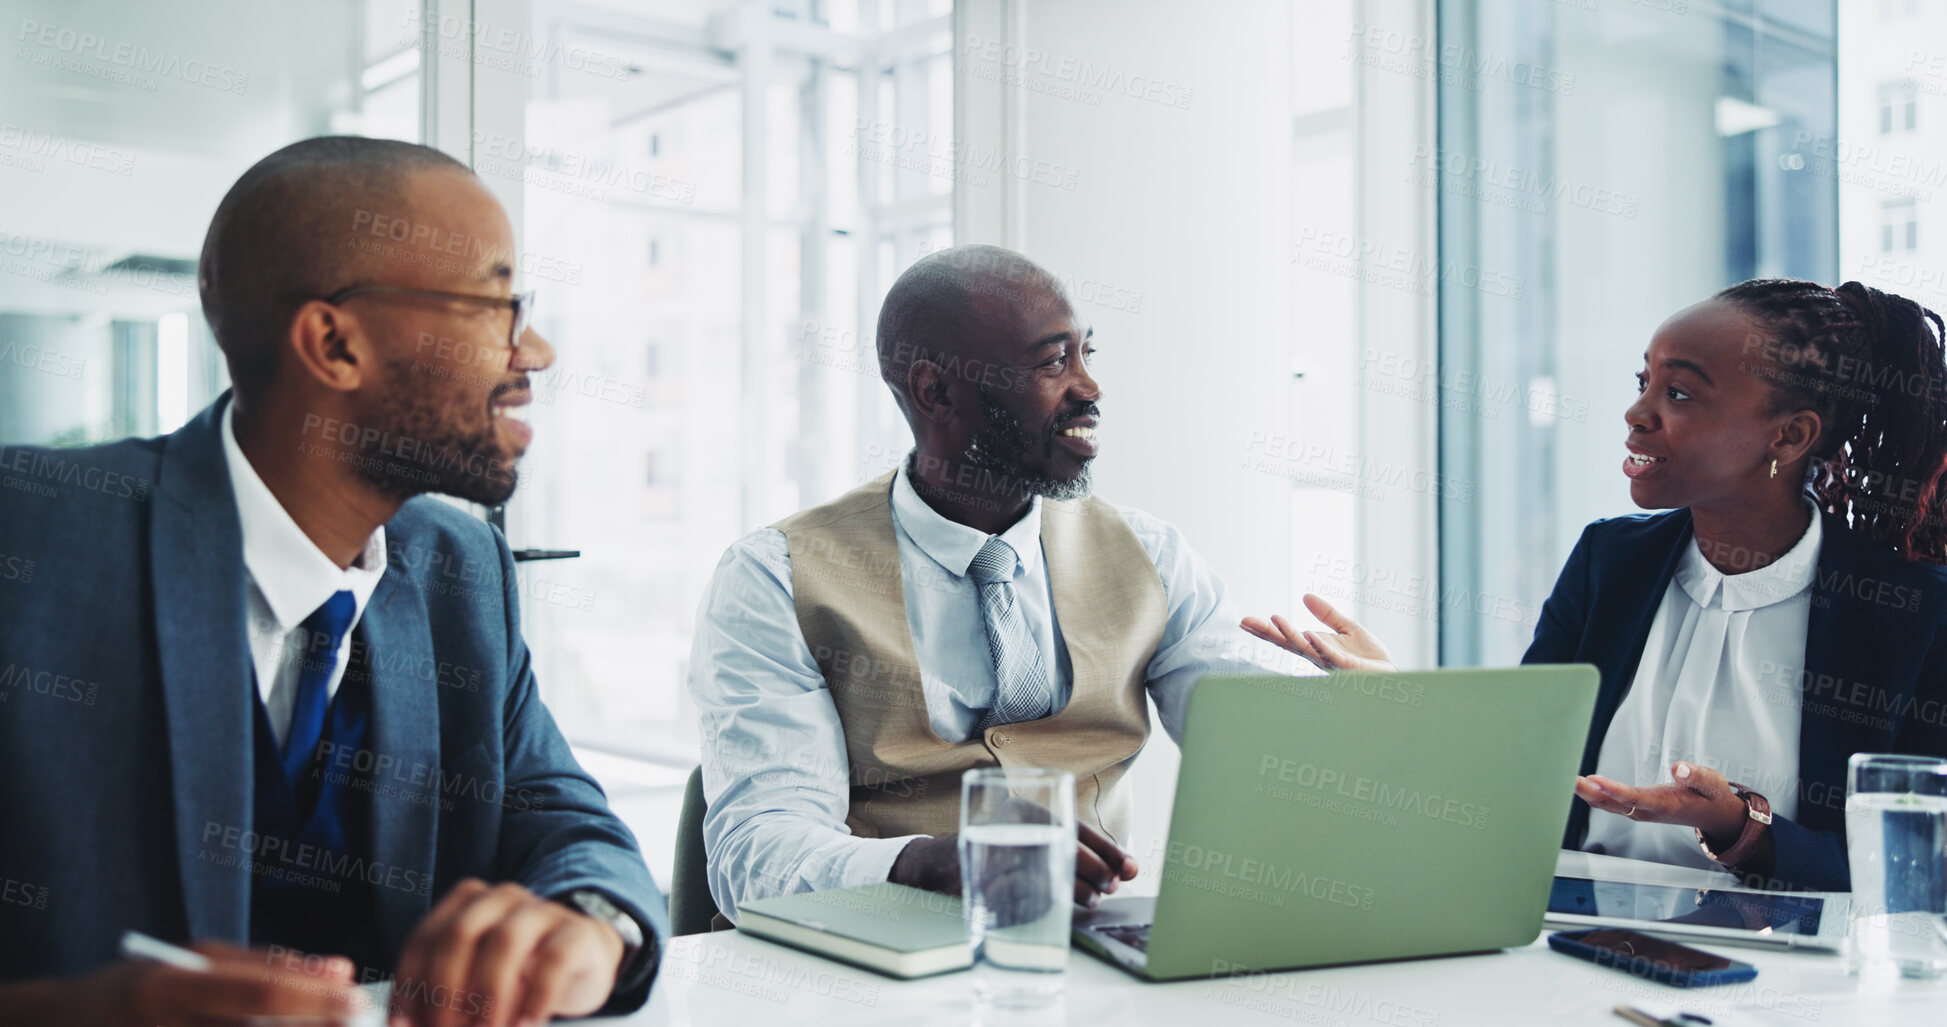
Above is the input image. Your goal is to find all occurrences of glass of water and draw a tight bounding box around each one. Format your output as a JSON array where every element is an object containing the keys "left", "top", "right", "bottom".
[
  {"left": 959, "top": 767, "right": 1075, "bottom": 1008},
  {"left": 1845, "top": 753, "right": 1947, "bottom": 979}
]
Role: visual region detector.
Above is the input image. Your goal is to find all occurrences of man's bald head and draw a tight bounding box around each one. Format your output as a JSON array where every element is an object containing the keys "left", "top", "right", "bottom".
[
  {"left": 873, "top": 245, "right": 1101, "bottom": 515},
  {"left": 875, "top": 244, "right": 1069, "bottom": 405},
  {"left": 198, "top": 136, "right": 471, "bottom": 397}
]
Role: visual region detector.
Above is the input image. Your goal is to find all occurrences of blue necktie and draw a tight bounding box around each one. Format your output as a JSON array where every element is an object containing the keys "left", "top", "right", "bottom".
[
  {"left": 282, "top": 590, "right": 356, "bottom": 786},
  {"left": 968, "top": 537, "right": 1052, "bottom": 729}
]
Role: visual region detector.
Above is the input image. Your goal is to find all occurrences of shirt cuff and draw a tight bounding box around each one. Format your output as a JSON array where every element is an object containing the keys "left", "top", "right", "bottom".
[
  {"left": 610, "top": 920, "right": 659, "bottom": 1001},
  {"left": 841, "top": 833, "right": 933, "bottom": 890}
]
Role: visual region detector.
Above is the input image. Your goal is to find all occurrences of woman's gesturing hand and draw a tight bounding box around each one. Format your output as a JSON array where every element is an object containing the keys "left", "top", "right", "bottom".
[
  {"left": 1241, "top": 593, "right": 1398, "bottom": 673},
  {"left": 1575, "top": 761, "right": 1752, "bottom": 845}
]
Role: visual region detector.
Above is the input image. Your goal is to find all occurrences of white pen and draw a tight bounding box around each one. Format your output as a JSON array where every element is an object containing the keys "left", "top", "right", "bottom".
[
  {"left": 119, "top": 930, "right": 213, "bottom": 972},
  {"left": 120, "top": 930, "right": 383, "bottom": 1025}
]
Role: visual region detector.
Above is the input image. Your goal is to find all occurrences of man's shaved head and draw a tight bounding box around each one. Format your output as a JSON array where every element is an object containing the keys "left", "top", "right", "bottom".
[
  {"left": 198, "top": 136, "right": 471, "bottom": 396},
  {"left": 875, "top": 244, "right": 1068, "bottom": 404},
  {"left": 873, "top": 244, "right": 1101, "bottom": 516}
]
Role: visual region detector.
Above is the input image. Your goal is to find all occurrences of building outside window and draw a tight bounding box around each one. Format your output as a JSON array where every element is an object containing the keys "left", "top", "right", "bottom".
[
  {"left": 1880, "top": 196, "right": 1919, "bottom": 253},
  {"left": 1843, "top": 0, "right": 1945, "bottom": 314},
  {"left": 1878, "top": 78, "right": 1917, "bottom": 133}
]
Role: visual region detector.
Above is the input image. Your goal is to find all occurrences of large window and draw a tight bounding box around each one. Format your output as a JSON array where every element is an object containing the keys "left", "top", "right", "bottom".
[
  {"left": 1436, "top": 0, "right": 1840, "bottom": 666},
  {"left": 19, "top": 0, "right": 1929, "bottom": 777},
  {"left": 0, "top": 0, "right": 421, "bottom": 447},
  {"left": 0, "top": 0, "right": 951, "bottom": 771},
  {"left": 500, "top": 0, "right": 953, "bottom": 762}
]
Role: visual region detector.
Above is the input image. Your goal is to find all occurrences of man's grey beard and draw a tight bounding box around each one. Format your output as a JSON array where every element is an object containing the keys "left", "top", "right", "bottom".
[{"left": 962, "top": 388, "right": 1093, "bottom": 501}]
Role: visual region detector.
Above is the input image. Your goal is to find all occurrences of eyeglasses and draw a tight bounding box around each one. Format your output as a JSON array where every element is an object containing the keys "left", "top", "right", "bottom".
[{"left": 323, "top": 284, "right": 535, "bottom": 353}]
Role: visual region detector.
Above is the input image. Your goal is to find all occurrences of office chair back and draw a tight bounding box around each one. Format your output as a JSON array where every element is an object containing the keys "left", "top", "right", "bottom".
[{"left": 671, "top": 765, "right": 722, "bottom": 935}]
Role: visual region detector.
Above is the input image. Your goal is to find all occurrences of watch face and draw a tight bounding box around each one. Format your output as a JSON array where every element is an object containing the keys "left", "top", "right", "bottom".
[
  {"left": 574, "top": 890, "right": 617, "bottom": 918},
  {"left": 568, "top": 891, "right": 643, "bottom": 949}
]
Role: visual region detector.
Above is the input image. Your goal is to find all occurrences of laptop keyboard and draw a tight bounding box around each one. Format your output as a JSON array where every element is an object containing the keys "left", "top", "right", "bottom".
[{"left": 1097, "top": 923, "right": 1152, "bottom": 952}]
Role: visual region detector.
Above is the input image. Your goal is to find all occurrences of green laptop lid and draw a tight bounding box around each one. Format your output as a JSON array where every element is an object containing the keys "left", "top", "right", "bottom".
[{"left": 1142, "top": 666, "right": 1599, "bottom": 980}]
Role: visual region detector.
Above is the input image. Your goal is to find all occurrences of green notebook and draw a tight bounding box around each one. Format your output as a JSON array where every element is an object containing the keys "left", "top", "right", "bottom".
[{"left": 736, "top": 882, "right": 973, "bottom": 979}]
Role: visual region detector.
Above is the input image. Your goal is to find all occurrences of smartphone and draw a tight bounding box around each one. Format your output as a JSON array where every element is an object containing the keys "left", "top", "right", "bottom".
[{"left": 1547, "top": 929, "right": 1758, "bottom": 988}]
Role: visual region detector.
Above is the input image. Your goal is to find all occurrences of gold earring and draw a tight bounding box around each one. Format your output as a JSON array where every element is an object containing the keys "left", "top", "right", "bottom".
[{"left": 1770, "top": 459, "right": 1778, "bottom": 479}]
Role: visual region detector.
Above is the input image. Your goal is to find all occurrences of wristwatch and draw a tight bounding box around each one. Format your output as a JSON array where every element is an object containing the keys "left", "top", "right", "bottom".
[
  {"left": 562, "top": 889, "right": 647, "bottom": 970},
  {"left": 1696, "top": 783, "right": 1771, "bottom": 869}
]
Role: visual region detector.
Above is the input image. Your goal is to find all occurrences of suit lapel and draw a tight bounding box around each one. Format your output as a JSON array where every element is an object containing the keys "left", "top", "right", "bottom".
[
  {"left": 150, "top": 397, "right": 255, "bottom": 941},
  {"left": 1797, "top": 513, "right": 1888, "bottom": 829},
  {"left": 360, "top": 567, "right": 441, "bottom": 969}
]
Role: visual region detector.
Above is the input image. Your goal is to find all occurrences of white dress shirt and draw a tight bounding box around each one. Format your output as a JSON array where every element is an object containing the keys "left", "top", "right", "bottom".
[
  {"left": 220, "top": 402, "right": 387, "bottom": 747},
  {"left": 1583, "top": 504, "right": 1819, "bottom": 871},
  {"left": 689, "top": 460, "right": 1304, "bottom": 922}
]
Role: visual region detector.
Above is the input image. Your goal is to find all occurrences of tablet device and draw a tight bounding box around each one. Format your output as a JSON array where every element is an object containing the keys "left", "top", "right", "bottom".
[{"left": 1543, "top": 876, "right": 1848, "bottom": 951}]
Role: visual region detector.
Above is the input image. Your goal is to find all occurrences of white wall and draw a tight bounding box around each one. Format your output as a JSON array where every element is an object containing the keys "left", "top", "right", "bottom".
[
  {"left": 953, "top": 0, "right": 1298, "bottom": 870},
  {"left": 955, "top": 0, "right": 1295, "bottom": 624}
]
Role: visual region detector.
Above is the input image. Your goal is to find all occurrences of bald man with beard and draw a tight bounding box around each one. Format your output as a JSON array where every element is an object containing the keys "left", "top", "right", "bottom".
[
  {"left": 689, "top": 245, "right": 1347, "bottom": 925},
  {"left": 0, "top": 137, "right": 664, "bottom": 1026}
]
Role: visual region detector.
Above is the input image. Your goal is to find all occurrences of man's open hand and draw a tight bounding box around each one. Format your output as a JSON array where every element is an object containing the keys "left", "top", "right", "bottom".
[
  {"left": 1243, "top": 593, "right": 1398, "bottom": 673},
  {"left": 389, "top": 879, "right": 625, "bottom": 1027}
]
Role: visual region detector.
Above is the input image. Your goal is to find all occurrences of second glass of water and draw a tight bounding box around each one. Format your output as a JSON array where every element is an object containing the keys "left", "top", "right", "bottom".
[
  {"left": 959, "top": 767, "right": 1075, "bottom": 1008},
  {"left": 1845, "top": 752, "right": 1947, "bottom": 979}
]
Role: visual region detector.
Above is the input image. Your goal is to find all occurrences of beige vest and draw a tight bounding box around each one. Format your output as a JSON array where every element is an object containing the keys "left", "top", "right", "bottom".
[{"left": 774, "top": 472, "right": 1167, "bottom": 845}]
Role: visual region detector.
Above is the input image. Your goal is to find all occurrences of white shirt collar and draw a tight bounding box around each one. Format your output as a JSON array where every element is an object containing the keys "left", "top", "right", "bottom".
[
  {"left": 1675, "top": 501, "right": 1822, "bottom": 613},
  {"left": 890, "top": 453, "right": 1044, "bottom": 580},
  {"left": 220, "top": 400, "right": 388, "bottom": 631}
]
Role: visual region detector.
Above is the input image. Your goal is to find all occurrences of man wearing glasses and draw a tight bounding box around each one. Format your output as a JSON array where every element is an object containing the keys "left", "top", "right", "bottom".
[{"left": 0, "top": 137, "right": 664, "bottom": 1026}]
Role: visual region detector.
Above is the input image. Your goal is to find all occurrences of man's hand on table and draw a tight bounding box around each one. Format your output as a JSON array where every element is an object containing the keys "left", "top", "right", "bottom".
[
  {"left": 34, "top": 941, "right": 366, "bottom": 1026},
  {"left": 889, "top": 821, "right": 1140, "bottom": 908},
  {"left": 389, "top": 879, "right": 625, "bottom": 1027}
]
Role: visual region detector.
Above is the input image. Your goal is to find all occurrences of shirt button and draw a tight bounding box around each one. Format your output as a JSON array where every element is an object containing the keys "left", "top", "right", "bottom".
[{"left": 992, "top": 732, "right": 1010, "bottom": 747}]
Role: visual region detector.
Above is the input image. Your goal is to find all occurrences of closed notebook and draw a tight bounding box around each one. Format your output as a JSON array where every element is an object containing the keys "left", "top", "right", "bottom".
[{"left": 735, "top": 882, "right": 972, "bottom": 979}]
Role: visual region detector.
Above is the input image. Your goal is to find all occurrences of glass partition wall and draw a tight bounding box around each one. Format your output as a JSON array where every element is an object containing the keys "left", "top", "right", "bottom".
[{"left": 1437, "top": 0, "right": 1840, "bottom": 666}]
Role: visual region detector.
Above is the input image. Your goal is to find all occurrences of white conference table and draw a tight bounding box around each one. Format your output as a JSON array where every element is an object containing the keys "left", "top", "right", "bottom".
[{"left": 596, "top": 852, "right": 1943, "bottom": 1026}]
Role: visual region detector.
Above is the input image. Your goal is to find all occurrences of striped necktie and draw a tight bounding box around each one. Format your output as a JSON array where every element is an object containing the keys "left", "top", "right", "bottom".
[{"left": 968, "top": 536, "right": 1052, "bottom": 729}]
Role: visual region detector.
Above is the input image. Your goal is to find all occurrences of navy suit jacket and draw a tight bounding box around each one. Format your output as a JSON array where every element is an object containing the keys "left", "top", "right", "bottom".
[
  {"left": 1522, "top": 507, "right": 1947, "bottom": 891},
  {"left": 0, "top": 396, "right": 667, "bottom": 1011}
]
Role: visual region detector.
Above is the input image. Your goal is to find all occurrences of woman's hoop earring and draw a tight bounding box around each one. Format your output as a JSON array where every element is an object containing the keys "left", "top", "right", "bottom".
[{"left": 1770, "top": 459, "right": 1778, "bottom": 479}]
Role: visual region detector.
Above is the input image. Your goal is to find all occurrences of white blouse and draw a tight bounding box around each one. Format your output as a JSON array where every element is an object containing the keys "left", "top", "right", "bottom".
[{"left": 1582, "top": 504, "right": 1819, "bottom": 871}]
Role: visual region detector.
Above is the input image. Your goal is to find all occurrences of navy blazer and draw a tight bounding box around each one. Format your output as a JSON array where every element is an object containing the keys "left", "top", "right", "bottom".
[
  {"left": 1522, "top": 506, "right": 1947, "bottom": 891},
  {"left": 0, "top": 396, "right": 667, "bottom": 1011}
]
